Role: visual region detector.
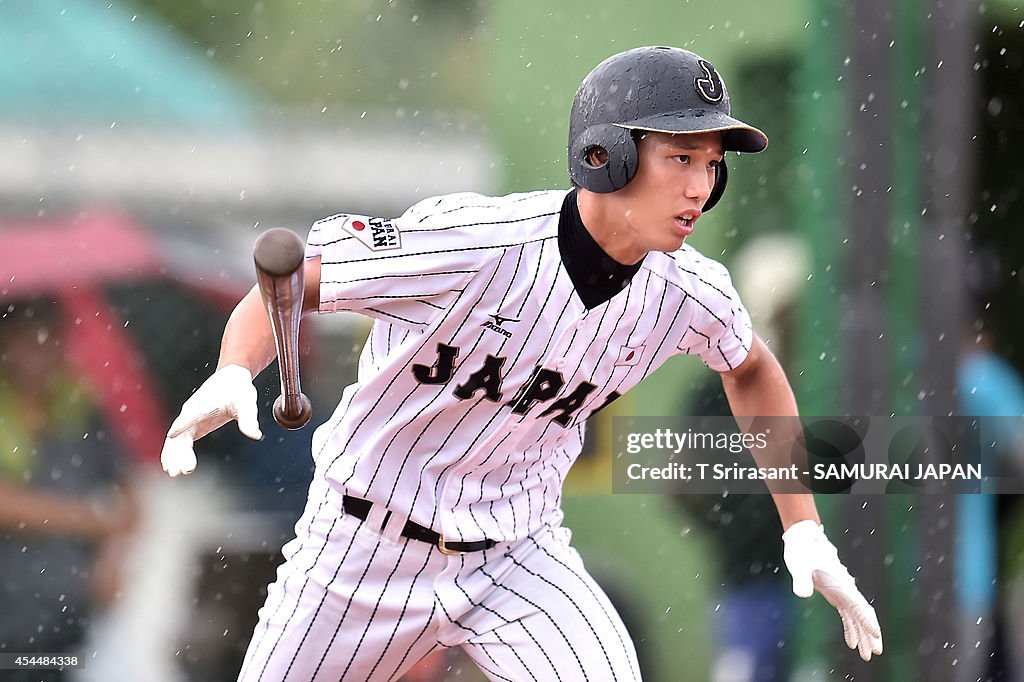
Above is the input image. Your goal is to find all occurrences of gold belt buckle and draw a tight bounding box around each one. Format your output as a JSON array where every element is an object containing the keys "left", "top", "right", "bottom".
[{"left": 437, "top": 535, "right": 465, "bottom": 556}]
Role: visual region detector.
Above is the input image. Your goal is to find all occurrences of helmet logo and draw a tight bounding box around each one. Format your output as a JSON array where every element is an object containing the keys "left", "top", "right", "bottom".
[{"left": 694, "top": 60, "right": 724, "bottom": 104}]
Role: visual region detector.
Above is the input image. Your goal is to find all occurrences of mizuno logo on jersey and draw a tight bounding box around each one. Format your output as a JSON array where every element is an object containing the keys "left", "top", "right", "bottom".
[
  {"left": 482, "top": 312, "right": 519, "bottom": 338},
  {"left": 337, "top": 214, "right": 403, "bottom": 252}
]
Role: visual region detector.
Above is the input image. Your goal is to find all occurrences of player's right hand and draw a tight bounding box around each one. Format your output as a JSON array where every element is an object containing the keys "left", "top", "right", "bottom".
[{"left": 161, "top": 364, "right": 263, "bottom": 477}]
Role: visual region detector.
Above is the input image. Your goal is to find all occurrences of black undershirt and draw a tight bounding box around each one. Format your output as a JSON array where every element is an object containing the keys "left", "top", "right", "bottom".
[{"left": 558, "top": 189, "right": 644, "bottom": 309}]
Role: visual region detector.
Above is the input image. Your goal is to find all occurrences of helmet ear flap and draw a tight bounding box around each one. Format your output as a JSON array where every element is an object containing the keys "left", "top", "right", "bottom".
[
  {"left": 702, "top": 157, "right": 729, "bottom": 212},
  {"left": 568, "top": 124, "right": 638, "bottom": 193}
]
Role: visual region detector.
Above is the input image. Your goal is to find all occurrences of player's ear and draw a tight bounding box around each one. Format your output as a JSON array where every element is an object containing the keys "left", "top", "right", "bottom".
[{"left": 585, "top": 146, "right": 609, "bottom": 169}]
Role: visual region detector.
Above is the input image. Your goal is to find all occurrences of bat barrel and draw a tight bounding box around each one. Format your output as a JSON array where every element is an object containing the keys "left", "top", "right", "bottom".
[{"left": 254, "top": 227, "right": 313, "bottom": 430}]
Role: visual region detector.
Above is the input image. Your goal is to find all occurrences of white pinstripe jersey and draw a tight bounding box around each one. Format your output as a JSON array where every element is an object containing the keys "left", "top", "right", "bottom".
[{"left": 304, "top": 189, "right": 752, "bottom": 543}]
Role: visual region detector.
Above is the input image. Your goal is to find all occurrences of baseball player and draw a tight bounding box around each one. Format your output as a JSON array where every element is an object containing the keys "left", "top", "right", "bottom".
[{"left": 161, "top": 46, "right": 882, "bottom": 680}]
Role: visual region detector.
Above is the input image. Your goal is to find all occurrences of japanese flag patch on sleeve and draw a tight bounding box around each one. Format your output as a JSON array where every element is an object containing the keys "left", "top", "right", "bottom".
[{"left": 336, "top": 214, "right": 403, "bottom": 252}]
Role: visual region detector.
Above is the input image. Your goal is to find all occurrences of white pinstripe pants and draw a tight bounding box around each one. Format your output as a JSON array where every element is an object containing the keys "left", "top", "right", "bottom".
[{"left": 237, "top": 483, "right": 641, "bottom": 682}]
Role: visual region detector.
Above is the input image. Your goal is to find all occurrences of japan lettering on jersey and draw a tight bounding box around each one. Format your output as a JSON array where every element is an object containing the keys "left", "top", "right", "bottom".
[{"left": 304, "top": 190, "right": 752, "bottom": 542}]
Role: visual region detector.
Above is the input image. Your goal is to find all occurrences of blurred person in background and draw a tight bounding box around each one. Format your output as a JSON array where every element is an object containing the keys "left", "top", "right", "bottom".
[
  {"left": 0, "top": 298, "right": 139, "bottom": 681},
  {"left": 957, "top": 307, "right": 1024, "bottom": 681},
  {"left": 673, "top": 234, "right": 809, "bottom": 682}
]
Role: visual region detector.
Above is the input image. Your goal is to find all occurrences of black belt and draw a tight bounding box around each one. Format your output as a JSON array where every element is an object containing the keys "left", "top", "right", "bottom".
[{"left": 342, "top": 495, "right": 497, "bottom": 555}]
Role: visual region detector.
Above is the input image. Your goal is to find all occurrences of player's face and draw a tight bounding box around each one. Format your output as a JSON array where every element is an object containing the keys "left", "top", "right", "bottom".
[{"left": 611, "top": 130, "right": 723, "bottom": 259}]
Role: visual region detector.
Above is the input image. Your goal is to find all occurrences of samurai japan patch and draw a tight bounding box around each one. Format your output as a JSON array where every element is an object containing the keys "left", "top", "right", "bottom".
[{"left": 339, "top": 215, "right": 403, "bottom": 252}]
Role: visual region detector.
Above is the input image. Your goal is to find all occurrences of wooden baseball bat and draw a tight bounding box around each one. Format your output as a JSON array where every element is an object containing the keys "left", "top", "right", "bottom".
[{"left": 254, "top": 227, "right": 313, "bottom": 429}]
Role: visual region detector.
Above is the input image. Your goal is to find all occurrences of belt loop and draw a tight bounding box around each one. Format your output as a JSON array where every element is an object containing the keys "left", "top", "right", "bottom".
[
  {"left": 380, "top": 510, "right": 405, "bottom": 543},
  {"left": 364, "top": 503, "right": 390, "bottom": 533}
]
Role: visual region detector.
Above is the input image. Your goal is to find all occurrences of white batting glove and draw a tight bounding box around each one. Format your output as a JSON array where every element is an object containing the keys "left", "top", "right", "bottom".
[
  {"left": 161, "top": 364, "right": 263, "bottom": 477},
  {"left": 782, "top": 520, "right": 883, "bottom": 661}
]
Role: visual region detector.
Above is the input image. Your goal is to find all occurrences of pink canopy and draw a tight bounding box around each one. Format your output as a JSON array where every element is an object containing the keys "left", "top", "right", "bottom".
[{"left": 0, "top": 208, "right": 249, "bottom": 463}]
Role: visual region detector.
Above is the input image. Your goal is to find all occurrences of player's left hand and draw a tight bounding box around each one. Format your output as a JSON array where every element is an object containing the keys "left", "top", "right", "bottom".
[{"left": 782, "top": 520, "right": 883, "bottom": 661}]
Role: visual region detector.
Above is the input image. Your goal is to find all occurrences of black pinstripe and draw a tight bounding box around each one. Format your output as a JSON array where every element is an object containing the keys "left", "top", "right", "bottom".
[
  {"left": 329, "top": 293, "right": 452, "bottom": 303},
  {"left": 564, "top": 270, "right": 660, "bottom": 430},
  {"left": 654, "top": 272, "right": 725, "bottom": 327},
  {"left": 362, "top": 307, "right": 428, "bottom": 327},
  {"left": 565, "top": 271, "right": 655, "bottom": 422},
  {"left": 476, "top": 563, "right": 588, "bottom": 681},
  {"left": 685, "top": 323, "right": 712, "bottom": 349},
  {"left": 366, "top": 324, "right": 378, "bottom": 369},
  {"left": 582, "top": 276, "right": 673, "bottom": 420},
  {"left": 675, "top": 263, "right": 736, "bottom": 301},
  {"left": 379, "top": 600, "right": 438, "bottom": 681},
  {"left": 528, "top": 536, "right": 633, "bottom": 662},
  {"left": 528, "top": 287, "right": 619, "bottom": 450},
  {"left": 253, "top": 506, "right": 347, "bottom": 682},
  {"left": 435, "top": 597, "right": 541, "bottom": 681},
  {"left": 535, "top": 444, "right": 560, "bottom": 525},
  {"left": 647, "top": 269, "right": 751, "bottom": 360},
  {"left": 329, "top": 538, "right": 413, "bottom": 681},
  {"left": 322, "top": 269, "right": 477, "bottom": 286},
  {"left": 281, "top": 523, "right": 373, "bottom": 680},
  {"left": 504, "top": 549, "right": 615, "bottom": 676},
  {"left": 484, "top": 429, "right": 519, "bottom": 531},
  {"left": 637, "top": 296, "right": 690, "bottom": 381},
  {"left": 451, "top": 557, "right": 556, "bottom": 681},
  {"left": 415, "top": 191, "right": 551, "bottom": 223},
  {"left": 403, "top": 211, "right": 561, "bottom": 235},
  {"left": 249, "top": 503, "right": 340, "bottom": 682}
]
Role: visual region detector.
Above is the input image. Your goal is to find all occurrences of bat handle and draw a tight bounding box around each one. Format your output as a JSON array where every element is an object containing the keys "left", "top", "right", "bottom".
[{"left": 254, "top": 227, "right": 313, "bottom": 430}]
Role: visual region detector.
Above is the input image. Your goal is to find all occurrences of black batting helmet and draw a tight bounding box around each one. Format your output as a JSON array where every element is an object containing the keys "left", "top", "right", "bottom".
[{"left": 568, "top": 46, "right": 768, "bottom": 211}]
